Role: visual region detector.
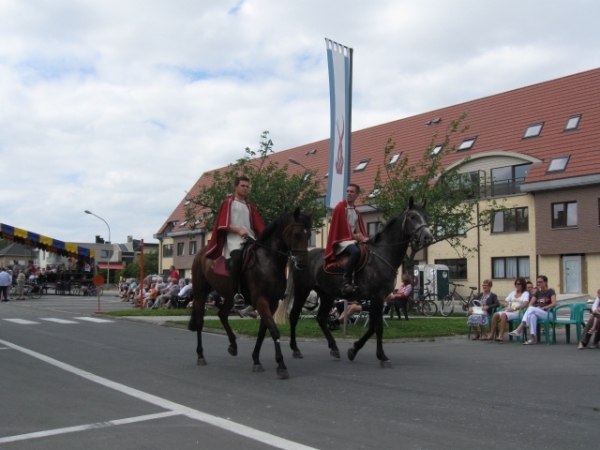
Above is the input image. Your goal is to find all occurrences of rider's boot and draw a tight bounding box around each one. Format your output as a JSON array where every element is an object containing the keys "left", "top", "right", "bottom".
[
  {"left": 340, "top": 274, "right": 357, "bottom": 297},
  {"left": 227, "top": 250, "right": 244, "bottom": 304}
]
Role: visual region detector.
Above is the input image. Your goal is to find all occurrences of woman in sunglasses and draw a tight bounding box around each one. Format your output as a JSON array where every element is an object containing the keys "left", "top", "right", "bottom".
[{"left": 483, "top": 277, "right": 529, "bottom": 343}]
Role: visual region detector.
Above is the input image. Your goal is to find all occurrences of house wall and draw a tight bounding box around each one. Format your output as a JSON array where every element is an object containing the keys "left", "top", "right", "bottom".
[{"left": 535, "top": 185, "right": 600, "bottom": 254}]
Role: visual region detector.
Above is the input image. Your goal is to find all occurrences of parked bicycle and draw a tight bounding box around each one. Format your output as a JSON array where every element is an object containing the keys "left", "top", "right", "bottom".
[
  {"left": 412, "top": 280, "right": 438, "bottom": 317},
  {"left": 439, "top": 282, "right": 477, "bottom": 317},
  {"left": 10, "top": 283, "right": 43, "bottom": 299}
]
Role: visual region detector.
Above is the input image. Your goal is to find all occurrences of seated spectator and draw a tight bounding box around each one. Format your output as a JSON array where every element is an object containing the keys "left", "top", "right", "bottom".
[
  {"left": 579, "top": 288, "right": 600, "bottom": 349},
  {"left": 383, "top": 274, "right": 413, "bottom": 320},
  {"left": 336, "top": 299, "right": 371, "bottom": 324},
  {"left": 483, "top": 277, "right": 529, "bottom": 342},
  {"left": 509, "top": 275, "right": 557, "bottom": 345},
  {"left": 206, "top": 290, "right": 223, "bottom": 308},
  {"left": 154, "top": 279, "right": 180, "bottom": 309},
  {"left": 132, "top": 283, "right": 149, "bottom": 307},
  {"left": 467, "top": 279, "right": 499, "bottom": 340},
  {"left": 122, "top": 279, "right": 138, "bottom": 302},
  {"left": 166, "top": 278, "right": 192, "bottom": 309},
  {"left": 145, "top": 283, "right": 159, "bottom": 308}
]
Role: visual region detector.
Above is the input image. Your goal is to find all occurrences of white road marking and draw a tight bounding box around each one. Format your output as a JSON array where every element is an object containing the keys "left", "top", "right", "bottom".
[
  {"left": 40, "top": 318, "right": 79, "bottom": 324},
  {"left": 0, "top": 339, "right": 319, "bottom": 450},
  {"left": 0, "top": 412, "right": 179, "bottom": 444},
  {"left": 73, "top": 317, "right": 114, "bottom": 323},
  {"left": 2, "top": 319, "right": 39, "bottom": 325}
]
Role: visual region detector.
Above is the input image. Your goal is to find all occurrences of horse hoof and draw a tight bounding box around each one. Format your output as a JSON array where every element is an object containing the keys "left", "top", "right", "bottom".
[
  {"left": 197, "top": 358, "right": 207, "bottom": 366},
  {"left": 347, "top": 348, "right": 356, "bottom": 361},
  {"left": 277, "top": 368, "right": 289, "bottom": 379},
  {"left": 380, "top": 359, "right": 393, "bottom": 368},
  {"left": 228, "top": 346, "right": 238, "bottom": 357},
  {"left": 252, "top": 364, "right": 265, "bottom": 373},
  {"left": 330, "top": 350, "right": 341, "bottom": 359},
  {"left": 292, "top": 350, "right": 304, "bottom": 359}
]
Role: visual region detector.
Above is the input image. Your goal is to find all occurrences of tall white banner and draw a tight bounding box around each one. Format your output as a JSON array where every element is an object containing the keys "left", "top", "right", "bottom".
[{"left": 325, "top": 38, "right": 353, "bottom": 209}]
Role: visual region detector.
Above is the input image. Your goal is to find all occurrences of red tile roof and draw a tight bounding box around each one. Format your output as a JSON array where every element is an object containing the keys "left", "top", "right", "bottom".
[{"left": 157, "top": 67, "right": 600, "bottom": 234}]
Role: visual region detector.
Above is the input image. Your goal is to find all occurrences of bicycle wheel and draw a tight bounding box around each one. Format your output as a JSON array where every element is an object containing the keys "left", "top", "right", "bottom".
[
  {"left": 422, "top": 295, "right": 438, "bottom": 316},
  {"left": 439, "top": 295, "right": 455, "bottom": 317},
  {"left": 30, "top": 286, "right": 42, "bottom": 299}
]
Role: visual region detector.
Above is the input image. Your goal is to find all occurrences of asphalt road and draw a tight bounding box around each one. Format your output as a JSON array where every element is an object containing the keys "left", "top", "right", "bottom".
[{"left": 0, "top": 295, "right": 598, "bottom": 449}]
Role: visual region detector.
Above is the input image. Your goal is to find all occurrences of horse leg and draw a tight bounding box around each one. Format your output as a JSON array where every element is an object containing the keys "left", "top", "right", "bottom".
[
  {"left": 217, "top": 299, "right": 238, "bottom": 356},
  {"left": 267, "top": 320, "right": 289, "bottom": 379},
  {"left": 314, "top": 298, "right": 340, "bottom": 358},
  {"left": 192, "top": 304, "right": 207, "bottom": 365},
  {"left": 288, "top": 296, "right": 304, "bottom": 359},
  {"left": 372, "top": 309, "right": 392, "bottom": 368},
  {"left": 251, "top": 320, "right": 268, "bottom": 373}
]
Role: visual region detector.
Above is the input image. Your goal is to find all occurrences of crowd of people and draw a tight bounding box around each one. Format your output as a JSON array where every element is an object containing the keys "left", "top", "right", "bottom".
[{"left": 118, "top": 272, "right": 193, "bottom": 309}]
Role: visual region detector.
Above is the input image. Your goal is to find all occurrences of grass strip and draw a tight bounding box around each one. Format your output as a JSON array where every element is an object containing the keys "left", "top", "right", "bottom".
[{"left": 170, "top": 317, "right": 469, "bottom": 340}]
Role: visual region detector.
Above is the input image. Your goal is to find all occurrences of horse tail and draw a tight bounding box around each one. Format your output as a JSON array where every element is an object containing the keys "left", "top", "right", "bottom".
[
  {"left": 274, "top": 259, "right": 295, "bottom": 323},
  {"left": 188, "top": 300, "right": 197, "bottom": 331}
]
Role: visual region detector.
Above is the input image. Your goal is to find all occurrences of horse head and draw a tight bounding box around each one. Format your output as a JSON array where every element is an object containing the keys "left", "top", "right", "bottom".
[
  {"left": 282, "top": 207, "right": 312, "bottom": 269},
  {"left": 403, "top": 197, "right": 433, "bottom": 247}
]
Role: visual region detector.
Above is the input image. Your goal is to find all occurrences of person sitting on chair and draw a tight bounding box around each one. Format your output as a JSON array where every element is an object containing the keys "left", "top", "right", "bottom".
[
  {"left": 335, "top": 299, "right": 371, "bottom": 324},
  {"left": 467, "top": 279, "right": 499, "bottom": 340},
  {"left": 483, "top": 277, "right": 529, "bottom": 342},
  {"left": 579, "top": 288, "right": 600, "bottom": 349},
  {"left": 509, "top": 275, "right": 557, "bottom": 345},
  {"left": 325, "top": 183, "right": 368, "bottom": 296},
  {"left": 205, "top": 175, "right": 265, "bottom": 303},
  {"left": 384, "top": 274, "right": 413, "bottom": 320}
]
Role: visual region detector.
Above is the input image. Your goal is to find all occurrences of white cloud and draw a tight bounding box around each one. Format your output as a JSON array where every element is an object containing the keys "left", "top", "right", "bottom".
[{"left": 0, "top": 0, "right": 599, "bottom": 244}]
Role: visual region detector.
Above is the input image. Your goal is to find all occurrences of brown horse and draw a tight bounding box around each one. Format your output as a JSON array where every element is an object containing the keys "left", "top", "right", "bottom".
[{"left": 188, "top": 208, "right": 312, "bottom": 379}]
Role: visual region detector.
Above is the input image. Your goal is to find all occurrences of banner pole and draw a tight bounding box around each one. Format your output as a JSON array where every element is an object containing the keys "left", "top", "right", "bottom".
[{"left": 139, "top": 239, "right": 144, "bottom": 311}]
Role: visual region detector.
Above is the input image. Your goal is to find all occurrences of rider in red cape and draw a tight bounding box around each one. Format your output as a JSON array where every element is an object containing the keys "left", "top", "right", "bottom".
[
  {"left": 325, "top": 183, "right": 368, "bottom": 295},
  {"left": 205, "top": 196, "right": 264, "bottom": 260},
  {"left": 204, "top": 175, "right": 265, "bottom": 304}
]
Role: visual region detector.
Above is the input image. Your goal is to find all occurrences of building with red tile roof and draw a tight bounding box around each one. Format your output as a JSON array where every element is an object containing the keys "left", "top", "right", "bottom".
[{"left": 156, "top": 68, "right": 600, "bottom": 297}]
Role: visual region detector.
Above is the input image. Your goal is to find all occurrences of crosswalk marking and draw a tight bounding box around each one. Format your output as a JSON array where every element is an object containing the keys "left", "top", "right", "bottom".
[
  {"left": 3, "top": 319, "right": 39, "bottom": 325},
  {"left": 73, "top": 317, "right": 114, "bottom": 323},
  {"left": 40, "top": 318, "right": 79, "bottom": 324}
]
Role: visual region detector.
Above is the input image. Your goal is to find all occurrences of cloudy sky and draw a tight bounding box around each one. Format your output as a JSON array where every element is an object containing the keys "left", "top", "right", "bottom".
[{"left": 1, "top": 0, "right": 599, "bottom": 245}]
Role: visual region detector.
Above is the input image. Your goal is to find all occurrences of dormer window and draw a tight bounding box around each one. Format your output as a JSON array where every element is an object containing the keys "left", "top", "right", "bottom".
[
  {"left": 523, "top": 123, "right": 544, "bottom": 139},
  {"left": 389, "top": 153, "right": 402, "bottom": 165},
  {"left": 354, "top": 159, "right": 370, "bottom": 171},
  {"left": 431, "top": 144, "right": 443, "bottom": 155},
  {"left": 458, "top": 137, "right": 477, "bottom": 151},
  {"left": 547, "top": 156, "right": 570, "bottom": 173},
  {"left": 564, "top": 115, "right": 581, "bottom": 131}
]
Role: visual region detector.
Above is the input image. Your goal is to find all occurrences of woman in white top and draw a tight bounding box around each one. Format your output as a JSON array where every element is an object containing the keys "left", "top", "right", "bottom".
[
  {"left": 483, "top": 277, "right": 530, "bottom": 343},
  {"left": 578, "top": 288, "right": 600, "bottom": 349}
]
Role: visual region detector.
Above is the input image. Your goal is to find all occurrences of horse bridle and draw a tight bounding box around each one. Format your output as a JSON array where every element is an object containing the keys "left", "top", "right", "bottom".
[{"left": 250, "top": 221, "right": 309, "bottom": 269}]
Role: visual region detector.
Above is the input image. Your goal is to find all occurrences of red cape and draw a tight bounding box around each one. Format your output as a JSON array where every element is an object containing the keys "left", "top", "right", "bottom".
[
  {"left": 324, "top": 200, "right": 367, "bottom": 262},
  {"left": 205, "top": 196, "right": 265, "bottom": 260}
]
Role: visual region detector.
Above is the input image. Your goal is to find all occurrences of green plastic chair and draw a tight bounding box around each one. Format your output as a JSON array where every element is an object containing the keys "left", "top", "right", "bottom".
[
  {"left": 532, "top": 306, "right": 557, "bottom": 345},
  {"left": 551, "top": 303, "right": 587, "bottom": 344}
]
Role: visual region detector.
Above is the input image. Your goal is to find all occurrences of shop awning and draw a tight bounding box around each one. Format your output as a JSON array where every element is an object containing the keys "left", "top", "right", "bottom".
[
  {"left": 96, "top": 263, "right": 124, "bottom": 270},
  {"left": 0, "top": 223, "right": 95, "bottom": 259}
]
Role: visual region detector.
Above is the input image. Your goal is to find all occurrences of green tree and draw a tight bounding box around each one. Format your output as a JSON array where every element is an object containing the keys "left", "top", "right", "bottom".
[
  {"left": 370, "top": 112, "right": 504, "bottom": 269},
  {"left": 117, "top": 251, "right": 159, "bottom": 280},
  {"left": 185, "top": 131, "right": 327, "bottom": 231}
]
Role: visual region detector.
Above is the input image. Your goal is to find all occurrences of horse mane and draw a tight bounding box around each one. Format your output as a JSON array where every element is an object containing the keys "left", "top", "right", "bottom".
[
  {"left": 256, "top": 209, "right": 311, "bottom": 245},
  {"left": 370, "top": 213, "right": 403, "bottom": 245}
]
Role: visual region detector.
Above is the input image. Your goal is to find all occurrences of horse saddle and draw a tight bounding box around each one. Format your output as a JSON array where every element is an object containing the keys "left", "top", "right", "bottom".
[
  {"left": 323, "top": 244, "right": 369, "bottom": 275},
  {"left": 212, "top": 243, "right": 255, "bottom": 277}
]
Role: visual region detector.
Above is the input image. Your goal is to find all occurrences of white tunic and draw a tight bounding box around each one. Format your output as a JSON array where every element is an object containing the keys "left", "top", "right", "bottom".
[
  {"left": 223, "top": 199, "right": 256, "bottom": 259},
  {"left": 335, "top": 206, "right": 358, "bottom": 255}
]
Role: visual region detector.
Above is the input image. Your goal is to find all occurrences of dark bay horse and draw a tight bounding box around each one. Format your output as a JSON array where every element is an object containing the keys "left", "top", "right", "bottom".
[
  {"left": 289, "top": 198, "right": 433, "bottom": 367},
  {"left": 189, "top": 208, "right": 312, "bottom": 379}
]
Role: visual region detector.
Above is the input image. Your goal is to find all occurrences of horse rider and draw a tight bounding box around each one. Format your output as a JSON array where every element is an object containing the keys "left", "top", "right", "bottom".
[
  {"left": 205, "top": 175, "right": 265, "bottom": 301},
  {"left": 325, "top": 183, "right": 368, "bottom": 296}
]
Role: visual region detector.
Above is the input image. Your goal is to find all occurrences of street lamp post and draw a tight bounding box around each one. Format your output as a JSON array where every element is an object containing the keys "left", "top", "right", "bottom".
[
  {"left": 288, "top": 157, "right": 327, "bottom": 187},
  {"left": 84, "top": 210, "right": 111, "bottom": 289}
]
